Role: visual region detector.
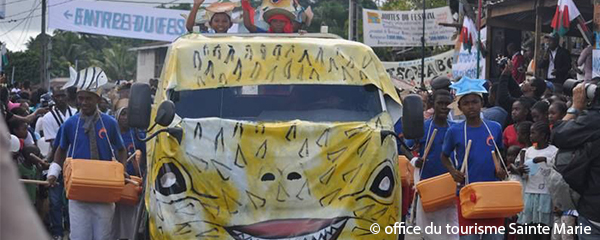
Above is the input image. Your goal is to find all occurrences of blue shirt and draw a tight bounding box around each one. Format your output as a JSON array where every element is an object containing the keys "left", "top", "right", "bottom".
[
  {"left": 408, "top": 119, "right": 455, "bottom": 180},
  {"left": 442, "top": 119, "right": 503, "bottom": 184},
  {"left": 256, "top": 27, "right": 268, "bottom": 33},
  {"left": 121, "top": 129, "right": 146, "bottom": 176},
  {"left": 483, "top": 106, "right": 508, "bottom": 129},
  {"left": 394, "top": 118, "right": 404, "bottom": 154},
  {"left": 394, "top": 118, "right": 403, "bottom": 136},
  {"left": 53, "top": 127, "right": 63, "bottom": 150},
  {"left": 59, "top": 113, "right": 125, "bottom": 161}
]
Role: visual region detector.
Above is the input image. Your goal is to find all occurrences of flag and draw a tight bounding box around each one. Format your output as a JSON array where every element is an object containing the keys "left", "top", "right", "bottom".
[
  {"left": 460, "top": 17, "right": 478, "bottom": 52},
  {"left": 241, "top": 0, "right": 255, "bottom": 25},
  {"left": 551, "top": 0, "right": 581, "bottom": 36}
]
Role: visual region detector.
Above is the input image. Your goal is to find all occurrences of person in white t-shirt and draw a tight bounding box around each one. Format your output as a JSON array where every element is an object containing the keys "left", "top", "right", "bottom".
[
  {"left": 40, "top": 88, "right": 76, "bottom": 240},
  {"left": 41, "top": 89, "right": 76, "bottom": 146},
  {"left": 517, "top": 121, "right": 558, "bottom": 234}
]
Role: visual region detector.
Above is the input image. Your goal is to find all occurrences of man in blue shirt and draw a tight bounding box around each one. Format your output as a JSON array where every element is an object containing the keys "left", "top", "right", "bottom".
[
  {"left": 47, "top": 88, "right": 126, "bottom": 240},
  {"left": 410, "top": 89, "right": 459, "bottom": 240},
  {"left": 441, "top": 78, "right": 505, "bottom": 240}
]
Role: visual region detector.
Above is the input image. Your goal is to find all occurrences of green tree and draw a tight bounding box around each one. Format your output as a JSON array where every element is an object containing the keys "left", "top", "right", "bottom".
[
  {"left": 91, "top": 43, "right": 136, "bottom": 81},
  {"left": 5, "top": 49, "right": 41, "bottom": 84},
  {"left": 382, "top": 0, "right": 447, "bottom": 10},
  {"left": 307, "top": 0, "right": 348, "bottom": 38},
  {"left": 49, "top": 31, "right": 94, "bottom": 78}
]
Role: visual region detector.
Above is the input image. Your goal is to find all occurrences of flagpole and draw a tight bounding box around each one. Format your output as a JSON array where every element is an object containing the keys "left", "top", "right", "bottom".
[
  {"left": 421, "top": 0, "right": 426, "bottom": 90},
  {"left": 476, "top": 0, "right": 482, "bottom": 78},
  {"left": 11, "top": 66, "right": 15, "bottom": 85}
]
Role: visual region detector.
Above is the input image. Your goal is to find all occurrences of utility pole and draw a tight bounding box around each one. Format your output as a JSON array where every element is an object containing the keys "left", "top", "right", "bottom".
[
  {"left": 40, "top": 0, "right": 48, "bottom": 90},
  {"left": 348, "top": 0, "right": 359, "bottom": 41},
  {"left": 11, "top": 66, "right": 15, "bottom": 85},
  {"left": 476, "top": 0, "right": 481, "bottom": 78},
  {"left": 348, "top": 0, "right": 353, "bottom": 40},
  {"left": 420, "top": 0, "right": 426, "bottom": 90}
]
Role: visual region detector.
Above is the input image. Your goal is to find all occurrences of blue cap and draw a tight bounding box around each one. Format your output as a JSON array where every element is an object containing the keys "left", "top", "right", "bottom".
[
  {"left": 545, "top": 80, "right": 554, "bottom": 92},
  {"left": 450, "top": 76, "right": 488, "bottom": 97}
]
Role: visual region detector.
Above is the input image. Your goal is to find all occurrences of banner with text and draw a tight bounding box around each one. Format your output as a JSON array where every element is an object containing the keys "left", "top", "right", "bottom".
[
  {"left": 383, "top": 50, "right": 453, "bottom": 89},
  {"left": 452, "top": 46, "right": 485, "bottom": 80},
  {"left": 48, "top": 0, "right": 190, "bottom": 42},
  {"left": 0, "top": 0, "right": 5, "bottom": 19},
  {"left": 362, "top": 7, "right": 455, "bottom": 47},
  {"left": 593, "top": 49, "right": 600, "bottom": 78}
]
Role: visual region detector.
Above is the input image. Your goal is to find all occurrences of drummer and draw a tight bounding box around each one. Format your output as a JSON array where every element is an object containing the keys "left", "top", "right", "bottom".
[
  {"left": 441, "top": 77, "right": 505, "bottom": 240},
  {"left": 409, "top": 89, "right": 458, "bottom": 240},
  {"left": 47, "top": 83, "right": 126, "bottom": 240}
]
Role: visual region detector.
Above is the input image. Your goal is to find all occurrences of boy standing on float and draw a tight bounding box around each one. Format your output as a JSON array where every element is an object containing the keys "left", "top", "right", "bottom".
[{"left": 441, "top": 77, "right": 506, "bottom": 240}]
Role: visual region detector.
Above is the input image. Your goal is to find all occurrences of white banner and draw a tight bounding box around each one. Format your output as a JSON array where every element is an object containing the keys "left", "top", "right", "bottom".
[
  {"left": 593, "top": 49, "right": 600, "bottom": 78},
  {"left": 0, "top": 0, "right": 5, "bottom": 19},
  {"left": 452, "top": 46, "right": 485, "bottom": 80},
  {"left": 383, "top": 50, "right": 453, "bottom": 89},
  {"left": 362, "top": 7, "right": 455, "bottom": 47},
  {"left": 49, "top": 0, "right": 190, "bottom": 42}
]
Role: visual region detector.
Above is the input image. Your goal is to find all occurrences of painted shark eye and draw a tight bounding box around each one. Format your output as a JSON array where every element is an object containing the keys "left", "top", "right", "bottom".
[
  {"left": 261, "top": 173, "right": 275, "bottom": 181},
  {"left": 156, "top": 163, "right": 187, "bottom": 195},
  {"left": 287, "top": 172, "right": 302, "bottom": 180},
  {"left": 270, "top": 0, "right": 281, "bottom": 3},
  {"left": 369, "top": 166, "right": 394, "bottom": 198}
]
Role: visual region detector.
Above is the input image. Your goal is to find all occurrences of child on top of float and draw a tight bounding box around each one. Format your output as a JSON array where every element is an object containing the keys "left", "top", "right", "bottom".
[{"left": 186, "top": 0, "right": 235, "bottom": 33}]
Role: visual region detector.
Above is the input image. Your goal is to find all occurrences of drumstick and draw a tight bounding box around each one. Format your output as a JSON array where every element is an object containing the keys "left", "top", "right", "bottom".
[
  {"left": 460, "top": 140, "right": 473, "bottom": 173},
  {"left": 20, "top": 179, "right": 50, "bottom": 185},
  {"left": 458, "top": 140, "right": 472, "bottom": 186},
  {"left": 126, "top": 153, "right": 137, "bottom": 162},
  {"left": 125, "top": 178, "right": 141, "bottom": 186},
  {"left": 409, "top": 129, "right": 438, "bottom": 225},
  {"left": 491, "top": 150, "right": 507, "bottom": 179},
  {"left": 421, "top": 129, "right": 438, "bottom": 163}
]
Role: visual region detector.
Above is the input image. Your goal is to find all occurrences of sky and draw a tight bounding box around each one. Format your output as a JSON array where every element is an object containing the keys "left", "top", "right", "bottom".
[{"left": 0, "top": 0, "right": 222, "bottom": 52}]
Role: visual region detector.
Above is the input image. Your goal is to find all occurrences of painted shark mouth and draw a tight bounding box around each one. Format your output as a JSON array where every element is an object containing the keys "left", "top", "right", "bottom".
[{"left": 225, "top": 217, "right": 349, "bottom": 240}]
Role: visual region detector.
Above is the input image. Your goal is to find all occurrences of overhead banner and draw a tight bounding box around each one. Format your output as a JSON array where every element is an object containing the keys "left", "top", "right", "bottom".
[
  {"left": 383, "top": 50, "right": 453, "bottom": 89},
  {"left": 48, "top": 0, "right": 221, "bottom": 42},
  {"left": 48, "top": 0, "right": 188, "bottom": 41},
  {"left": 362, "top": 7, "right": 455, "bottom": 47},
  {"left": 0, "top": 0, "right": 5, "bottom": 19}
]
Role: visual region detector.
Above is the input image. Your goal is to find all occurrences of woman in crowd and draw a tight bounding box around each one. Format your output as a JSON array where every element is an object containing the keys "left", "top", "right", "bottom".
[{"left": 113, "top": 106, "right": 146, "bottom": 240}]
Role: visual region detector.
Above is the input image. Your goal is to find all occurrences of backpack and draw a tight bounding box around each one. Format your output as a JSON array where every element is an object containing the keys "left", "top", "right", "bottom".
[{"left": 549, "top": 137, "right": 600, "bottom": 211}]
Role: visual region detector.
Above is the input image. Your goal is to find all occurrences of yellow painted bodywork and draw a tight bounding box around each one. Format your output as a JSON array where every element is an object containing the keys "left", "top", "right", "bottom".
[{"left": 146, "top": 34, "right": 402, "bottom": 239}]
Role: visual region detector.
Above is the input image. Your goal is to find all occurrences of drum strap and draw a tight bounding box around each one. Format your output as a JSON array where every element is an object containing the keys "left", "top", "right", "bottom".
[
  {"left": 462, "top": 121, "right": 509, "bottom": 185},
  {"left": 70, "top": 112, "right": 118, "bottom": 161},
  {"left": 419, "top": 121, "right": 457, "bottom": 180}
]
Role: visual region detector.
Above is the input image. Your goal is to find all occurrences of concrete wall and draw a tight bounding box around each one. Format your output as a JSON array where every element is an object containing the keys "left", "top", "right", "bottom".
[{"left": 136, "top": 49, "right": 155, "bottom": 83}]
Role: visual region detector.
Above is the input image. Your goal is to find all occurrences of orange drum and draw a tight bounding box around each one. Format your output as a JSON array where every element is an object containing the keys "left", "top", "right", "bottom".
[
  {"left": 398, "top": 156, "right": 415, "bottom": 187},
  {"left": 119, "top": 176, "right": 143, "bottom": 206},
  {"left": 416, "top": 173, "right": 456, "bottom": 212},
  {"left": 459, "top": 181, "right": 524, "bottom": 219},
  {"left": 64, "top": 158, "right": 125, "bottom": 203}
]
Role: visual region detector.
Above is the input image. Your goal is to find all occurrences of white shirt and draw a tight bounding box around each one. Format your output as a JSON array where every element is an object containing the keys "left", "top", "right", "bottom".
[
  {"left": 523, "top": 145, "right": 558, "bottom": 194},
  {"left": 41, "top": 106, "right": 76, "bottom": 142},
  {"left": 34, "top": 118, "right": 44, "bottom": 137},
  {"left": 547, "top": 49, "right": 557, "bottom": 79},
  {"left": 24, "top": 132, "right": 35, "bottom": 146}
]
